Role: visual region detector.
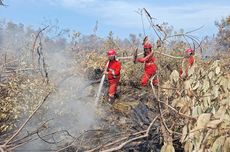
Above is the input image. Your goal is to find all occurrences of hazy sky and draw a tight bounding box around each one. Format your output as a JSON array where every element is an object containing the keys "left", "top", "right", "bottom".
[{"left": 0, "top": 0, "right": 230, "bottom": 39}]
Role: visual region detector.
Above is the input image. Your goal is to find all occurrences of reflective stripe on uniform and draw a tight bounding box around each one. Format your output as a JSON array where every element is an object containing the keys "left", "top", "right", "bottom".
[
  {"left": 145, "top": 62, "right": 155, "bottom": 65},
  {"left": 108, "top": 68, "right": 118, "bottom": 78}
]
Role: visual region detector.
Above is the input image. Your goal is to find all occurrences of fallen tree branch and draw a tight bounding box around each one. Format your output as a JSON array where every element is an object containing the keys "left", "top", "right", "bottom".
[
  {"left": 2, "top": 91, "right": 52, "bottom": 148},
  {"left": 0, "top": 59, "right": 19, "bottom": 69},
  {"left": 3, "top": 68, "right": 39, "bottom": 73},
  {"left": 0, "top": 146, "right": 4, "bottom": 152},
  {"left": 55, "top": 129, "right": 96, "bottom": 152},
  {"left": 86, "top": 131, "right": 146, "bottom": 152},
  {"left": 157, "top": 100, "right": 196, "bottom": 121},
  {"left": 97, "top": 113, "right": 163, "bottom": 152},
  {"left": 9, "top": 118, "right": 52, "bottom": 145},
  {"left": 155, "top": 51, "right": 184, "bottom": 59}
]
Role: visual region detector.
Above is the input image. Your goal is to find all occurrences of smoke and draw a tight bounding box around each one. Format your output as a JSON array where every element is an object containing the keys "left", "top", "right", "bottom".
[
  {"left": 16, "top": 73, "right": 101, "bottom": 151},
  {"left": 44, "top": 48, "right": 101, "bottom": 133},
  {"left": 19, "top": 32, "right": 103, "bottom": 151},
  {"left": 0, "top": 21, "right": 103, "bottom": 151}
]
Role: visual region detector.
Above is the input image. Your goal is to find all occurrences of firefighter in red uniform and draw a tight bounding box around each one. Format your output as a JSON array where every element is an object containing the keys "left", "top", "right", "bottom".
[
  {"left": 180, "top": 48, "right": 195, "bottom": 79},
  {"left": 103, "top": 49, "right": 121, "bottom": 103},
  {"left": 135, "top": 41, "right": 158, "bottom": 87}
]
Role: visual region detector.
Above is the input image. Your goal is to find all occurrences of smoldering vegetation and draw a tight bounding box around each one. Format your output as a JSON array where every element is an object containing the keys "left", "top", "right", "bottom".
[
  {"left": 1, "top": 14, "right": 230, "bottom": 152},
  {"left": 0, "top": 20, "right": 105, "bottom": 151}
]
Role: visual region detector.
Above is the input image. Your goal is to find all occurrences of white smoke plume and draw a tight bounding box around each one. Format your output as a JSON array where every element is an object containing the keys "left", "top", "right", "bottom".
[{"left": 0, "top": 21, "right": 103, "bottom": 151}]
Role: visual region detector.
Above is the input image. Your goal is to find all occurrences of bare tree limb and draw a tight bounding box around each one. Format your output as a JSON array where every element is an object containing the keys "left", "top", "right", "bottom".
[
  {"left": 32, "top": 26, "right": 49, "bottom": 68},
  {"left": 166, "top": 25, "right": 204, "bottom": 39},
  {"left": 158, "top": 100, "right": 196, "bottom": 120},
  {"left": 118, "top": 51, "right": 183, "bottom": 60},
  {"left": 0, "top": 0, "right": 7, "bottom": 6}
]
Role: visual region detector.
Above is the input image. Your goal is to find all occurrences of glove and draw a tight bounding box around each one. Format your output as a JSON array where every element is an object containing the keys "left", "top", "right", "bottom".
[{"left": 156, "top": 39, "right": 161, "bottom": 48}]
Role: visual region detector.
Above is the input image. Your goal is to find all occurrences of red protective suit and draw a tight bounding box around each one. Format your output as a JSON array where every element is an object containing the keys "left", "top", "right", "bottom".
[
  {"left": 136, "top": 51, "right": 158, "bottom": 86},
  {"left": 180, "top": 56, "right": 195, "bottom": 78},
  {"left": 106, "top": 60, "right": 121, "bottom": 97}
]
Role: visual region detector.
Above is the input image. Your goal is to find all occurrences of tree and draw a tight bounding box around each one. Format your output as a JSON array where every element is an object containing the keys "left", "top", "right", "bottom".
[
  {"left": 129, "top": 34, "right": 140, "bottom": 47},
  {"left": 215, "top": 16, "right": 230, "bottom": 52},
  {"left": 104, "top": 31, "right": 117, "bottom": 51}
]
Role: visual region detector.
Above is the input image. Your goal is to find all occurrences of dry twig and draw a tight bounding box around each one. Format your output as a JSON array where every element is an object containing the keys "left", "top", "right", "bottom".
[{"left": 1, "top": 91, "right": 52, "bottom": 151}]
